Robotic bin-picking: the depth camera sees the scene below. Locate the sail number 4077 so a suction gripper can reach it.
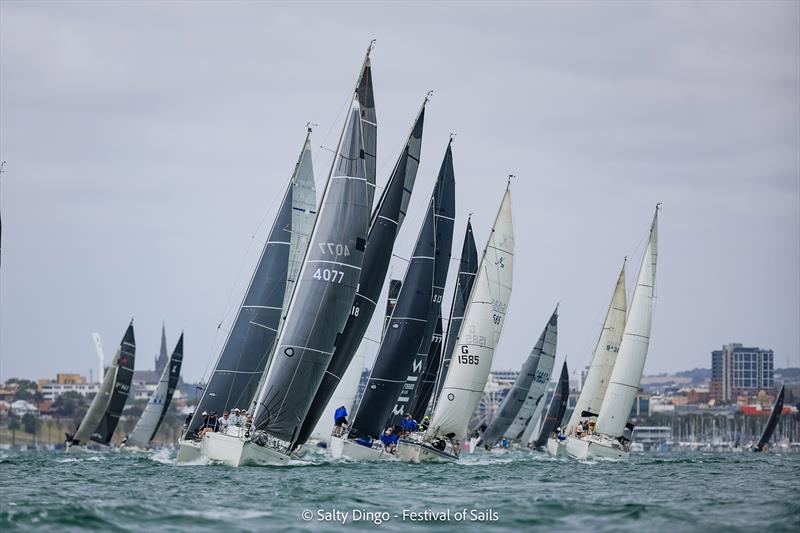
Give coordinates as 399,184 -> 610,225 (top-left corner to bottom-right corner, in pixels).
313,268 -> 344,283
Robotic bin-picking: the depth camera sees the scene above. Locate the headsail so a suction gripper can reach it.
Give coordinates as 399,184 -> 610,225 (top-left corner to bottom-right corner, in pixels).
427,185 -> 514,442
595,207 -> 659,438
755,385 -> 785,452
70,322 -> 136,445
409,315 -> 443,421
481,308 -> 557,446
127,333 -> 184,448
432,218 -> 479,411
565,261 -> 627,434
388,141 -> 455,426
250,96 -> 371,445
533,360 -> 570,448
293,98 -> 426,448
184,129 -> 316,439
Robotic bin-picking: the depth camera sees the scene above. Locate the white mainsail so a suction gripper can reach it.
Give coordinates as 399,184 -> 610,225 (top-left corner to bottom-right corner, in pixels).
520,394 -> 546,445
426,185 -> 514,442
565,261 -> 627,434
594,207 -> 658,438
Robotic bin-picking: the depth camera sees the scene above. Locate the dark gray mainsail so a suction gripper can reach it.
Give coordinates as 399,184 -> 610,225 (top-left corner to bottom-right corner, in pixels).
409,314 -> 443,421
388,142 -> 455,425
533,360 -> 570,448
250,99 -> 370,445
68,322 -> 136,446
350,196 -> 436,439
383,279 -> 402,337
755,385 -> 785,452
292,101 -> 427,448
183,131 -> 315,439
126,333 -> 184,448
431,218 -> 478,411
356,49 -> 377,214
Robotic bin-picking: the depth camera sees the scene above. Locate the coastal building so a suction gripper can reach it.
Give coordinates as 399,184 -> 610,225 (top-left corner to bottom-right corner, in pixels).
711,343 -> 774,402
39,374 -> 100,400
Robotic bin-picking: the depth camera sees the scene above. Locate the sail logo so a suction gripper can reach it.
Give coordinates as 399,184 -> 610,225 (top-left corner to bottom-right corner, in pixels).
495,256 -> 505,268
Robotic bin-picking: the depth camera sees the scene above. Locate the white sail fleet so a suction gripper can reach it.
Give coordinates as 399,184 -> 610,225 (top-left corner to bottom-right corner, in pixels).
67,44 -> 661,464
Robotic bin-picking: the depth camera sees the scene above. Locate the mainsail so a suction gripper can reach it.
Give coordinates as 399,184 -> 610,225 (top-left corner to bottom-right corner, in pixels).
250,97 -> 371,445
519,394 -> 546,445
388,141 -> 456,425
533,360 -> 570,448
294,99 -> 426,447
409,316 -> 443,421
126,333 -> 184,448
356,48 -> 377,215
349,179 -> 440,439
426,185 -> 514,442
70,322 -> 136,445
594,207 -> 659,438
481,308 -> 558,446
755,385 -> 785,452
432,218 -> 479,411
184,129 -> 316,439
565,261 -> 627,434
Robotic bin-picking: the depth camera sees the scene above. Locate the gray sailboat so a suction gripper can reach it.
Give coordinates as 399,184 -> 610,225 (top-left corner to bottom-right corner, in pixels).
124,333 -> 184,450
66,321 -> 136,449
533,360 -> 569,449
754,385 -> 785,452
293,97 -> 427,449
177,128 -> 316,463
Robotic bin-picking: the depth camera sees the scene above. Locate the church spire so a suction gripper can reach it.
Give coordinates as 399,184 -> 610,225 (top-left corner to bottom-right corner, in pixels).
155,322 -> 168,373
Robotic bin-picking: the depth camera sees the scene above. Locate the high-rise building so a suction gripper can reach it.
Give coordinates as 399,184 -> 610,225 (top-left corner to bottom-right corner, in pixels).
710,343 -> 774,402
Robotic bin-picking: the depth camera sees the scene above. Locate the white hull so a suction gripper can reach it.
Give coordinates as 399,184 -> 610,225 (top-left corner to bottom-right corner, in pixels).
200,432 -> 290,467
329,435 -> 392,461
396,439 -> 458,464
176,439 -> 202,463
565,434 -> 629,461
545,437 -> 564,457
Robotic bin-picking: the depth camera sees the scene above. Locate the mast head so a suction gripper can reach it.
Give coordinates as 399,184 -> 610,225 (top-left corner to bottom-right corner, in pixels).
306,121 -> 317,133
449,132 -> 457,144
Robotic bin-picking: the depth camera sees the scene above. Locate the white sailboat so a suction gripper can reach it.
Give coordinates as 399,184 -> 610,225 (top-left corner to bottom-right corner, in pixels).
566,206 -> 659,460
396,183 -> 514,463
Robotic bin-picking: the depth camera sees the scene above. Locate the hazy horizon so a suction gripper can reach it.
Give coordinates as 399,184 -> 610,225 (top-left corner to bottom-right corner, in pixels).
1,1 -> 798,384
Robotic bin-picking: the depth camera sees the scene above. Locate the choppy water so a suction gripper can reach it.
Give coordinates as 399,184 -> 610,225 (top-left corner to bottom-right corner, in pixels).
0,448 -> 797,531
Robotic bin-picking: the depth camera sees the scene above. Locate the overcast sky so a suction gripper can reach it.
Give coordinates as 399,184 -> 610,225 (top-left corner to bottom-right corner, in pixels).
1,1 -> 798,385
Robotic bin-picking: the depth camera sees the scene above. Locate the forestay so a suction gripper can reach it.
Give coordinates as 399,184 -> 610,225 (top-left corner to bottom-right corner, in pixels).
427,186 -> 514,442
595,207 -> 659,438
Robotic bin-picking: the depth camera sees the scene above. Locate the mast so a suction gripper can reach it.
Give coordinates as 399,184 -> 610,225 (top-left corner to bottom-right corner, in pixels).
426,183 -> 514,442
292,94 -> 427,448
595,206 -> 659,438
481,307 -> 557,446
565,260 -> 627,434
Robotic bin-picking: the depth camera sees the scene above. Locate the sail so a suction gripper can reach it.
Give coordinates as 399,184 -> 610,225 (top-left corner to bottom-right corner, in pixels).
356,51 -> 377,214
409,315 -> 443,421
432,219 -> 479,410
427,186 -> 514,442
293,101 -> 426,448
481,309 -> 558,446
595,207 -> 659,438
755,385 -> 785,451
126,334 -> 184,448
519,393 -> 546,444
383,279 -> 402,337
388,142 -> 456,425
349,197 -> 436,439
184,131 -> 315,439
71,322 -> 136,445
533,360 -> 569,448
565,262 -> 627,434
310,344 -> 366,441
251,99 -> 370,444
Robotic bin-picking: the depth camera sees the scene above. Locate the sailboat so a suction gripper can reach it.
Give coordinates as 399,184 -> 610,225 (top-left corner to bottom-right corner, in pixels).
66,321 -> 136,450
122,333 -> 184,450
176,125 -> 316,463
309,344 -> 365,445
557,260 -> 627,456
754,385 -> 785,452
397,183 -> 514,463
330,140 -> 455,461
480,308 -> 558,449
201,54 -> 373,467
566,206 -> 659,460
293,95 -> 427,450
534,360 -> 569,455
